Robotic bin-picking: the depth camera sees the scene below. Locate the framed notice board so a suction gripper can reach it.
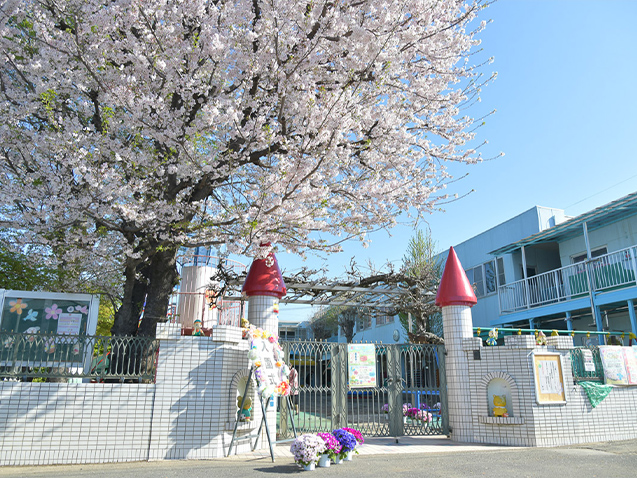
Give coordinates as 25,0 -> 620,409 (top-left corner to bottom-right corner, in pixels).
532,352 -> 566,404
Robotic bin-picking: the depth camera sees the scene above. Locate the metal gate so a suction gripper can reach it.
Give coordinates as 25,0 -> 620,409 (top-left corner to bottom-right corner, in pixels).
278,341 -> 448,439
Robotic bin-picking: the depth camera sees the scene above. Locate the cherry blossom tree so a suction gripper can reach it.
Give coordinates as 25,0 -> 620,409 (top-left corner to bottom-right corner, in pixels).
0,0 -> 497,336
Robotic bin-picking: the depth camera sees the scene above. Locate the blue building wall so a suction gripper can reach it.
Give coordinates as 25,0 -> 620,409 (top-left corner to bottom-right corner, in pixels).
438,206 -> 567,328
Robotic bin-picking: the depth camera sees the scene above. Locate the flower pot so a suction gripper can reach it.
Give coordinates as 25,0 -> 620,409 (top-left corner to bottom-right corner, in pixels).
333,455 -> 343,465
318,454 -> 330,468
344,450 -> 353,461
403,416 -> 407,424
302,462 -> 316,471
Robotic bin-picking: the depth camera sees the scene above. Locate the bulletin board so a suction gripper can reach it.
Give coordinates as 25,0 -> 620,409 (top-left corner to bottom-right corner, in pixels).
0,289 -> 100,370
532,352 -> 566,404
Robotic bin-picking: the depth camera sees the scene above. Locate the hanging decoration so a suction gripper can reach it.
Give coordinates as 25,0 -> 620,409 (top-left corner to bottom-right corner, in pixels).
247,326 -> 291,398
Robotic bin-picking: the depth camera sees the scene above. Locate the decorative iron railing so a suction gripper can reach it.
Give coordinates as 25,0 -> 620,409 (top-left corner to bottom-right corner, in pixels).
570,347 -> 604,382
0,333 -> 159,382
499,245 -> 637,313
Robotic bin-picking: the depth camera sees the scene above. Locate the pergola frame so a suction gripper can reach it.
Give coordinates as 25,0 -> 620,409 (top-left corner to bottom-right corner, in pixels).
223,278 -> 411,308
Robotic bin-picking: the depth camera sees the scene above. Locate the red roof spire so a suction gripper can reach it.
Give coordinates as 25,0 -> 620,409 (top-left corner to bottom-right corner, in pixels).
242,243 -> 287,298
435,247 -> 477,307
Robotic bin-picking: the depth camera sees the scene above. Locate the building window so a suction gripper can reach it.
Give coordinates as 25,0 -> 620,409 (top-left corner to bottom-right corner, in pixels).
496,257 -> 506,286
571,246 -> 608,264
375,310 -> 393,327
466,260 -> 497,298
357,314 -> 372,331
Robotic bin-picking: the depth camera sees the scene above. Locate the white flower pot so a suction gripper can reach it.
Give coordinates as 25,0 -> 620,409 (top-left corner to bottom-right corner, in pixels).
333,455 -> 343,465
302,462 -> 316,471
318,454 -> 330,468
344,451 -> 353,461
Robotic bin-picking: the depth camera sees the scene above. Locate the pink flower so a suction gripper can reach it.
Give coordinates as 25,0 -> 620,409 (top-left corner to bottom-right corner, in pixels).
75,305 -> 88,314
45,304 -> 62,320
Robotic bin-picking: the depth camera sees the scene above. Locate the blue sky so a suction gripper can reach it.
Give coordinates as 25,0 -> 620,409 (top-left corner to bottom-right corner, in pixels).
238,1 -> 637,321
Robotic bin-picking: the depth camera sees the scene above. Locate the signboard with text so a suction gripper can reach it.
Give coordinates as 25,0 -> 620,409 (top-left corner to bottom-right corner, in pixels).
532,353 -> 566,404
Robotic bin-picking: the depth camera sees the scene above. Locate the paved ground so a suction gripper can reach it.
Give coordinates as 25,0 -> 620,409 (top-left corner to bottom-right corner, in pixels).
1,437 -> 636,478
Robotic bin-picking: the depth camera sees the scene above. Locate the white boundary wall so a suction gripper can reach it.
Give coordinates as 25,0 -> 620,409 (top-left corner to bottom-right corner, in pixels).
0,327 -> 265,466
456,335 -> 637,446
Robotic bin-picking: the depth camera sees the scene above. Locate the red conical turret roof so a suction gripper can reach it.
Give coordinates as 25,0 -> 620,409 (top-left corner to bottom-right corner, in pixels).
242,243 -> 287,298
435,246 -> 477,307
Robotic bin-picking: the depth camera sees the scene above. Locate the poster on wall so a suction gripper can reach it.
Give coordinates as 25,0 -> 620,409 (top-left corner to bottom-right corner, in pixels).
598,346 -> 629,385
347,343 -> 377,388
532,353 -> 566,404
621,346 -> 637,386
581,349 -> 596,372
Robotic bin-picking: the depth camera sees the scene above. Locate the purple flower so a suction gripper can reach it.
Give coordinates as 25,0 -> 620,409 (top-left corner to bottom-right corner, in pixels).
381,403 -> 389,413
342,427 -> 364,445
317,432 -> 341,459
332,429 -> 357,456
290,434 -> 326,466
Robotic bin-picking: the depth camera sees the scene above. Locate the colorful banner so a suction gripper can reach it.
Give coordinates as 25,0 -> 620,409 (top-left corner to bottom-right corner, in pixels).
622,346 -> 637,385
347,343 -> 377,388
599,346 -> 628,385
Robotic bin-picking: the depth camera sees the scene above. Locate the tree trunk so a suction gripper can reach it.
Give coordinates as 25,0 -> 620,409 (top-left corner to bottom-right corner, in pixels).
137,246 -> 180,337
111,259 -> 147,336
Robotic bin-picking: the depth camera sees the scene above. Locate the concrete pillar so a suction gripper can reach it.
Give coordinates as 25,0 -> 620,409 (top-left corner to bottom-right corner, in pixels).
436,247 -> 477,443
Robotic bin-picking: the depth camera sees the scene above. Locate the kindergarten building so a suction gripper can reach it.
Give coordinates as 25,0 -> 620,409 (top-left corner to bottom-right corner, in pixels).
440,191 -> 637,343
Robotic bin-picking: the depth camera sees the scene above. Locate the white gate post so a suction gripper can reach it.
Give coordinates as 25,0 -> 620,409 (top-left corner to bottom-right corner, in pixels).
436,247 -> 477,443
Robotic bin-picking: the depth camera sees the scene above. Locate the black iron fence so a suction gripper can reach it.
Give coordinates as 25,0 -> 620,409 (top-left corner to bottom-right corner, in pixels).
0,332 -> 159,382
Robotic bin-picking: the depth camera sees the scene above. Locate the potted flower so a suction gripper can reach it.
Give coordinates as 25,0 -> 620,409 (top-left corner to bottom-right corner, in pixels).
290,434 -> 326,471
332,428 -> 357,462
342,427 -> 364,446
406,408 -> 432,423
402,403 -> 412,423
381,403 -> 389,419
316,432 -> 341,467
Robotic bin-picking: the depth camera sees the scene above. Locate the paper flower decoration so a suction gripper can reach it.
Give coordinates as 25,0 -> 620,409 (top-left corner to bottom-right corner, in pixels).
45,304 -> 62,320
276,380 -> 290,396
9,299 -> 27,316
75,305 -> 88,314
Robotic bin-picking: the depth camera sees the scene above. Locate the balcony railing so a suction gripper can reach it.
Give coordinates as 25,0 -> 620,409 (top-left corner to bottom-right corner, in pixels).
499,245 -> 637,314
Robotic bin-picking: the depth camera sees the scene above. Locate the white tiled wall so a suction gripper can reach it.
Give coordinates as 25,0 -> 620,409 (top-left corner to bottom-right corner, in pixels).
458,336 -> 637,446
440,299 -> 637,447
0,382 -> 154,465
0,328 -> 267,466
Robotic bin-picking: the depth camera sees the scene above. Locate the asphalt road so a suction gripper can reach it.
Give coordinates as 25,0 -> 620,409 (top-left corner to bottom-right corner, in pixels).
1,440 -> 636,478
